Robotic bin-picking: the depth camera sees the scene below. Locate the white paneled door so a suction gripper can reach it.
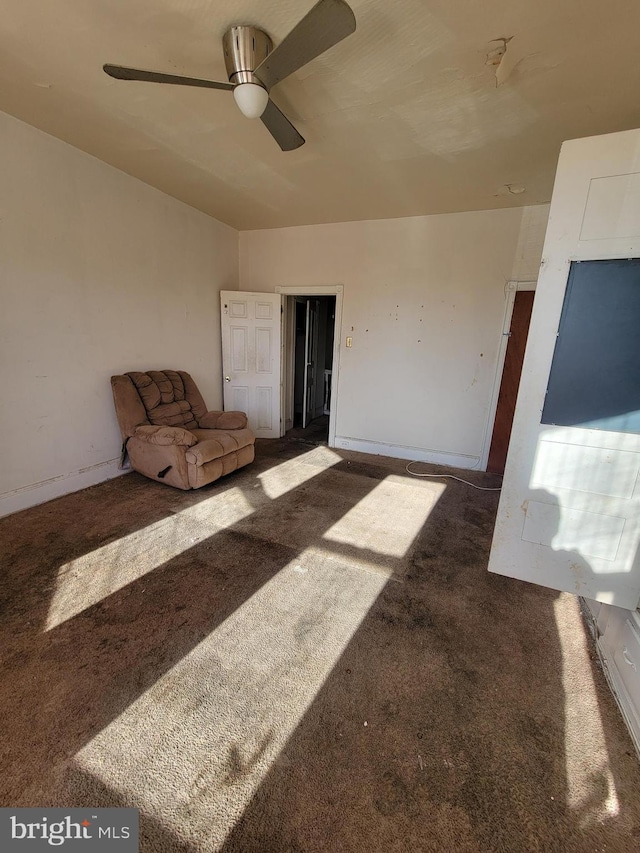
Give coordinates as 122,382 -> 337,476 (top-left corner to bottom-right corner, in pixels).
220,291 -> 282,438
488,131 -> 640,609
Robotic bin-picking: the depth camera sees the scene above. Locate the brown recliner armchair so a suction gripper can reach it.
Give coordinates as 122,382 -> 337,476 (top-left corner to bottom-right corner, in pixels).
111,369 -> 255,490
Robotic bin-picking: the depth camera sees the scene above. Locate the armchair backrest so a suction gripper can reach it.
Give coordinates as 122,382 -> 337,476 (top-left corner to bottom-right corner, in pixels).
111,370 -> 209,438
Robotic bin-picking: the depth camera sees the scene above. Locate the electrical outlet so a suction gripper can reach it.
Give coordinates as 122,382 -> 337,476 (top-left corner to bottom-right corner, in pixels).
346,336 -> 352,347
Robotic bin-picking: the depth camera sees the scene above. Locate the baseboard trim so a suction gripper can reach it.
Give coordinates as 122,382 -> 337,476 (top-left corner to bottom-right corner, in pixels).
332,436 -> 481,470
0,457 -> 128,518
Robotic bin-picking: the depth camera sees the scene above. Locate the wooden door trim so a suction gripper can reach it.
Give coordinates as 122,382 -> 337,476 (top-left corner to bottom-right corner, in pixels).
480,280 -> 536,471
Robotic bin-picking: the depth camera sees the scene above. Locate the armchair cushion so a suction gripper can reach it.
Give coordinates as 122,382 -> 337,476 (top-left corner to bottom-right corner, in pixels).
126,370 -> 205,429
132,425 -> 198,447
185,440 -> 226,467
198,410 -> 248,430
185,428 -> 254,465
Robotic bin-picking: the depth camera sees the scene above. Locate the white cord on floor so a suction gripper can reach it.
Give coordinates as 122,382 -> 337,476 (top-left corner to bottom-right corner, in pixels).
405,462 -> 502,491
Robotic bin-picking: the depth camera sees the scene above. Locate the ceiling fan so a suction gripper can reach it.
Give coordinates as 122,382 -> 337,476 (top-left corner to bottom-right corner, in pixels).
103,0 -> 356,152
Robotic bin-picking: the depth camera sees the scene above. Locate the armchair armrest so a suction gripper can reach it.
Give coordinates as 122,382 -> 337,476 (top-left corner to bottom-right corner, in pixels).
132,425 -> 198,447
198,410 -> 248,430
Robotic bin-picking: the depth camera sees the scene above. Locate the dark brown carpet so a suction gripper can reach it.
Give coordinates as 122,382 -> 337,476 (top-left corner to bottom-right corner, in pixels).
1,438 -> 639,852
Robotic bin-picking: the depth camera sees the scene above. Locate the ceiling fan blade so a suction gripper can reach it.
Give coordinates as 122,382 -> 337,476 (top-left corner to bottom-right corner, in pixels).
103,64 -> 234,91
253,0 -> 356,90
260,99 -> 305,151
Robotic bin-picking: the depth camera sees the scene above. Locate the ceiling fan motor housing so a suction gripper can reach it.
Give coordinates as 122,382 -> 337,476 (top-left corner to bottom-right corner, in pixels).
223,26 -> 272,87
104,1 -> 356,150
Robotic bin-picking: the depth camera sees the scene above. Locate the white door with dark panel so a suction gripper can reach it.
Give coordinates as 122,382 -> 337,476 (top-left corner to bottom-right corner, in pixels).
220,291 -> 282,439
488,131 -> 640,610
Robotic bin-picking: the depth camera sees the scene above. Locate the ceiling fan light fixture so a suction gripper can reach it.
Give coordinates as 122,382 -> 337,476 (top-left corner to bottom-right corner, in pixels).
104,0 -> 357,149
233,82 -> 269,119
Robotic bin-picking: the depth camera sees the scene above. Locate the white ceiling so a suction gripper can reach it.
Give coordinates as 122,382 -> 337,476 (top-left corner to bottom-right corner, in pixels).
1,0 -> 639,230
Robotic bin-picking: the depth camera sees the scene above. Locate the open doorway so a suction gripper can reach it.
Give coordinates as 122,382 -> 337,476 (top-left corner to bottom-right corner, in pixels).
284,295 -> 336,444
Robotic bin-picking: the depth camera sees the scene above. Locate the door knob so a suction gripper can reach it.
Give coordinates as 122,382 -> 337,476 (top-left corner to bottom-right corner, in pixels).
225,376 -> 231,382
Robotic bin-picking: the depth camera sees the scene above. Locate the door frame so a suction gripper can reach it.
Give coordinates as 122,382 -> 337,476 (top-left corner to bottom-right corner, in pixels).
479,279 -> 537,471
276,284 -> 343,447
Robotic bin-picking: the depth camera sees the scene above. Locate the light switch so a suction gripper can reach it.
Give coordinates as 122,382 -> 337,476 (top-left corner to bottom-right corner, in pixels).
346,336 -> 353,347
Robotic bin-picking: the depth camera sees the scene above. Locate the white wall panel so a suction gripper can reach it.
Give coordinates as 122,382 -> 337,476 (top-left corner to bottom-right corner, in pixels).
239,205 -> 548,467
0,111 -> 239,516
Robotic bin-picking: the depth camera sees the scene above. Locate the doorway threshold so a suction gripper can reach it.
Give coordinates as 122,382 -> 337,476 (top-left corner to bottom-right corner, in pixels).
286,416 -> 329,446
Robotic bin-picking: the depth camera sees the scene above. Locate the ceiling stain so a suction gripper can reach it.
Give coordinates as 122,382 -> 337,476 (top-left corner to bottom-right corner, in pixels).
0,0 -> 639,229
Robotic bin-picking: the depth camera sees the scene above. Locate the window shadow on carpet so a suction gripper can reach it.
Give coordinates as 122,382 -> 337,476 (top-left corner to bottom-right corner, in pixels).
1,443 -> 639,851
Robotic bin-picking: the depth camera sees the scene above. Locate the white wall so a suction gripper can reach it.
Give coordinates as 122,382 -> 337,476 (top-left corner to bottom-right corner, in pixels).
239,205 -> 549,468
0,112 -> 238,516
488,127 -> 640,608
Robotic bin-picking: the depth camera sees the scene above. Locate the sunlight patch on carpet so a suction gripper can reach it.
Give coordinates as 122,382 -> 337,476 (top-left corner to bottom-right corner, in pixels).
74,548 -> 389,850
554,595 -> 619,825
46,487 -> 254,631
322,475 -> 445,557
257,446 -> 342,499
